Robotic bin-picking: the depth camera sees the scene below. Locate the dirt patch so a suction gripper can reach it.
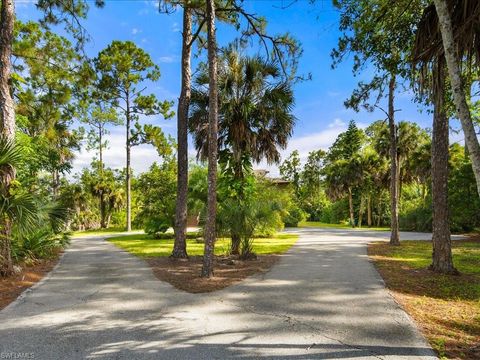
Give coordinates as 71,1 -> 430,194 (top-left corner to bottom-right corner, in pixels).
0,255 -> 61,310
146,255 -> 279,293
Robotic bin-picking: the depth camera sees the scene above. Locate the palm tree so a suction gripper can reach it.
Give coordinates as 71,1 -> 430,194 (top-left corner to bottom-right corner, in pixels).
412,4 -> 460,274
0,138 -> 37,275
190,46 -> 295,254
432,0 -> 480,198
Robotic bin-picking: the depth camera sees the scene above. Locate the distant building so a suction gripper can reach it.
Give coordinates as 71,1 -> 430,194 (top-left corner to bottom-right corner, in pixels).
254,169 -> 291,189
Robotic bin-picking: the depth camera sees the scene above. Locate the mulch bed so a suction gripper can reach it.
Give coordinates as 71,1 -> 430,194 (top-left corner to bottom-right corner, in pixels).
0,254 -> 61,310
146,255 -> 279,293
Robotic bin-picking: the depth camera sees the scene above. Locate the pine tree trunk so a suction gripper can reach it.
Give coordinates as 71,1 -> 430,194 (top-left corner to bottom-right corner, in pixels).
0,0 -> 15,277
348,187 -> 355,227
125,95 -> 132,232
367,195 -> 372,227
430,59 -> 457,274
388,75 -> 400,245
100,192 -> 107,228
201,0 -> 218,278
434,0 -> 480,198
172,6 -> 192,259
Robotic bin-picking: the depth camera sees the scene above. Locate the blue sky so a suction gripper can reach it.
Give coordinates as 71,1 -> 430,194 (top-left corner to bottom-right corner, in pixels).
18,0 -> 451,177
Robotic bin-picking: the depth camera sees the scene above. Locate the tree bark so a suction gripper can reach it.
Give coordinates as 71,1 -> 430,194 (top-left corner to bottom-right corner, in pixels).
99,124 -> 107,228
367,195 -> 372,227
430,59 -> 457,274
348,187 -> 354,227
0,0 -> 15,277
172,5 -> 192,259
434,0 -> 480,198
231,233 -> 240,255
201,0 -> 218,278
358,196 -> 364,228
388,75 -> 400,245
125,94 -> 132,232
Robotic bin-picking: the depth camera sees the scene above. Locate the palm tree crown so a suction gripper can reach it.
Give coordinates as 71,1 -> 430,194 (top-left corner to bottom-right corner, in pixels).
189,46 -> 296,168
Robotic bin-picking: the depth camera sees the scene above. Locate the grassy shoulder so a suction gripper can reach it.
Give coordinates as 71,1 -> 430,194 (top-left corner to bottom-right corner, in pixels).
108,232 -> 299,293
108,233 -> 299,257
71,227 -> 129,237
368,239 -> 480,360
299,221 -> 389,231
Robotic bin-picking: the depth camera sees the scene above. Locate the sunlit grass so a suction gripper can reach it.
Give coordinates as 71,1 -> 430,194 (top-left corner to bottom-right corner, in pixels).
369,239 -> 480,359
298,221 -> 389,231
108,233 -> 299,258
71,227 -> 130,237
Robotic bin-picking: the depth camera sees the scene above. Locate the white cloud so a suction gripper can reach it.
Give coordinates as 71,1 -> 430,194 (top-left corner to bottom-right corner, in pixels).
158,56 -> 178,64
254,118 -> 349,177
131,28 -> 142,35
328,118 -> 345,128
171,22 -> 181,33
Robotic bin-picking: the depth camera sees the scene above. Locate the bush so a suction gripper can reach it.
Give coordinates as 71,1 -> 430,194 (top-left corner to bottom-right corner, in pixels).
12,227 -> 70,263
282,206 -> 306,227
144,217 -> 170,237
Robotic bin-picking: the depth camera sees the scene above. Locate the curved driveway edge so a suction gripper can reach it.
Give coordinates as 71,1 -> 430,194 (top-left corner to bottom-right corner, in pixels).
0,229 -> 438,359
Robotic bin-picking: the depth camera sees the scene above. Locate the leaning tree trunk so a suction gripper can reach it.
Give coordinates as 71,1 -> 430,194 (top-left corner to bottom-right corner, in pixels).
434,0 -> 480,198
172,6 -> 193,259
388,75 -> 400,245
125,95 -> 132,232
0,0 -> 15,277
201,0 -> 218,278
430,59 -> 457,274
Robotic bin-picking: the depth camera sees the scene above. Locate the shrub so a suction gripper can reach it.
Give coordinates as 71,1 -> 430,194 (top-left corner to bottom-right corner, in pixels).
282,205 -> 306,227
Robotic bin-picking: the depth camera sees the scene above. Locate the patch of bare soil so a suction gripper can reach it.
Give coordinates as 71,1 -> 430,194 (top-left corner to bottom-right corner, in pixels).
146,255 -> 279,293
0,255 -> 61,310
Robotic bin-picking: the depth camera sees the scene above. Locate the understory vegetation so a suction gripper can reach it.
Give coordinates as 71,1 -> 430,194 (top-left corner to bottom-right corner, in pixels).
281,120 -> 480,233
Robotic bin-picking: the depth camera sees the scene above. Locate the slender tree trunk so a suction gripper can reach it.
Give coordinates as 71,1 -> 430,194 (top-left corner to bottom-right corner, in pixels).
125,95 -> 132,232
388,75 -> 400,245
348,187 -> 354,227
201,0 -> 218,278
431,60 -> 457,274
99,125 -> 104,172
0,0 -> 15,277
358,195 -> 364,228
52,170 -> 60,197
172,6 -> 192,259
367,195 -> 372,227
99,126 -> 107,228
434,0 -> 480,198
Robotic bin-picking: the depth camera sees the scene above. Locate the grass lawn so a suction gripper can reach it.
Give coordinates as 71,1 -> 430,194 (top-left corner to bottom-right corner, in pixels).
109,232 -> 299,293
71,227 -> 130,237
108,233 -> 299,258
298,221 -> 389,231
368,239 -> 480,360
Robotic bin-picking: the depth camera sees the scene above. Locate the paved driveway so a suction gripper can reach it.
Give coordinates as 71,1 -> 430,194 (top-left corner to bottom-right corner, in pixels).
0,228 -> 439,359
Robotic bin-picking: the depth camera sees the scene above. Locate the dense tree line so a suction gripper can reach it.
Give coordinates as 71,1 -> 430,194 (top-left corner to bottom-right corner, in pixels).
1,0 -> 480,278
281,120 -> 480,232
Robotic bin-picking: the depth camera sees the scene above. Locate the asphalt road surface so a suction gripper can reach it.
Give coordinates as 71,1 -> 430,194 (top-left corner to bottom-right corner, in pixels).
0,228 -> 441,359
